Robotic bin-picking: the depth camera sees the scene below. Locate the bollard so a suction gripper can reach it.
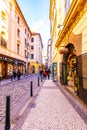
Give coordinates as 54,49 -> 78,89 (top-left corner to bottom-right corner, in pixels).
5,96 -> 10,130
30,81 -> 33,97
38,77 -> 39,86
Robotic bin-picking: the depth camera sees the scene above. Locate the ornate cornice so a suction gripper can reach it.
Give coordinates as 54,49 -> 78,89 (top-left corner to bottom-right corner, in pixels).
55,0 -> 86,47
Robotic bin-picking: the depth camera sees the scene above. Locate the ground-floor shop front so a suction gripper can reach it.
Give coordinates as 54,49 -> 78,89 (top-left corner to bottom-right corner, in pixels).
0,54 -> 26,79
58,43 -> 87,104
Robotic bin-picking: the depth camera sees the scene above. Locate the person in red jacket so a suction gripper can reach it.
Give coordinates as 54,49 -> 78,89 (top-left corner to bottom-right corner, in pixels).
43,69 -> 48,79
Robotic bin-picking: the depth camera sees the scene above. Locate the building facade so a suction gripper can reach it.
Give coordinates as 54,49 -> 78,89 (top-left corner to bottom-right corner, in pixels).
50,0 -> 87,104
47,39 -> 52,68
0,0 -> 43,79
29,32 -> 43,74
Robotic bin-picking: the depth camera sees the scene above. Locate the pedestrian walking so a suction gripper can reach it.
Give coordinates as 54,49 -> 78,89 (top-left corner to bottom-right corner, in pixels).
47,68 -> 51,79
17,69 -> 21,80
13,69 -> 17,79
40,70 -> 43,76
43,69 -> 47,79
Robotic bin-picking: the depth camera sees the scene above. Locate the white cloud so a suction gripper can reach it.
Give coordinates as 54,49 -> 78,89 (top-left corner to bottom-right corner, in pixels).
30,20 -> 50,49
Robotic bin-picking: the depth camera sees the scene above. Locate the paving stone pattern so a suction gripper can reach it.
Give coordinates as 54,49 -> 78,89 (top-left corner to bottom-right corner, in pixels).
11,80 -> 87,130
0,74 -> 40,128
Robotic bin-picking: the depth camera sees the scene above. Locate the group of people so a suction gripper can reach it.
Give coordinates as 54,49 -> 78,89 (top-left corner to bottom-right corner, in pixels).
9,69 -> 21,81
40,68 -> 51,79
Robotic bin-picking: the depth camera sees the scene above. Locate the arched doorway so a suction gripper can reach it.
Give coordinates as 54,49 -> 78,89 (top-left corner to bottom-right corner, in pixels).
31,65 -> 35,73
61,43 -> 78,92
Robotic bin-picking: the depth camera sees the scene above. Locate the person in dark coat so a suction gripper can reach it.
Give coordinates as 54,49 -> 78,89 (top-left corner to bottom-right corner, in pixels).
17,69 -> 21,80
47,68 -> 51,79
13,69 -> 16,79
40,70 -> 43,76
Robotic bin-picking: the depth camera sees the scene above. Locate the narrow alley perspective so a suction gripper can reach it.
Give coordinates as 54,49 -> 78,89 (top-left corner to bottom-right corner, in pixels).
10,78 -> 87,130
0,0 -> 87,130
0,75 -> 87,130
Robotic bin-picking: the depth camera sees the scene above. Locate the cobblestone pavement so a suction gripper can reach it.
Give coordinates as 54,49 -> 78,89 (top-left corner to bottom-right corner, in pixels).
0,74 -> 42,130
11,79 -> 87,130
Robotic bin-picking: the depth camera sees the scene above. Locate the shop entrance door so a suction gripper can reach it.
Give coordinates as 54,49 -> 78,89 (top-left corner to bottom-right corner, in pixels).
53,63 -> 57,82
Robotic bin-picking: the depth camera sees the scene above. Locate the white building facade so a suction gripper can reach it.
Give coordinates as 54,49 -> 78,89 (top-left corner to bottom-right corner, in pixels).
29,32 -> 43,74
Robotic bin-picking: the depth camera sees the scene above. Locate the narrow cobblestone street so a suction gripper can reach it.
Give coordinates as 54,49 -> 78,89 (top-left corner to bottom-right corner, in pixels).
0,74 -> 42,130
9,79 -> 87,130
1,0 -> 87,130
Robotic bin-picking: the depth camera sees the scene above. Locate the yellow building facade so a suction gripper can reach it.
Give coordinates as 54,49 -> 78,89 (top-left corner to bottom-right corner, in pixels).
50,0 -> 87,104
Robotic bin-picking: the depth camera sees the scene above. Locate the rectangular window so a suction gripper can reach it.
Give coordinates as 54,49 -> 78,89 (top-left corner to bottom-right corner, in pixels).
17,16 -> 20,24
1,31 -> 7,48
25,38 -> 27,45
31,37 -> 34,42
17,29 -> 20,38
27,52 -> 29,58
1,11 -> 6,22
17,44 -> 19,54
31,46 -> 34,50
1,37 -> 7,48
25,50 -> 27,58
25,29 -> 26,34
31,54 -> 34,59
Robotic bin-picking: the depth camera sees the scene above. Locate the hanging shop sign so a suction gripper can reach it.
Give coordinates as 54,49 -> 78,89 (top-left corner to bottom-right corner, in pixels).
59,46 -> 69,54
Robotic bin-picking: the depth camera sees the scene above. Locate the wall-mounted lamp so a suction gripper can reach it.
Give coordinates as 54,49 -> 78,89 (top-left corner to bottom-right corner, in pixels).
57,24 -> 64,28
